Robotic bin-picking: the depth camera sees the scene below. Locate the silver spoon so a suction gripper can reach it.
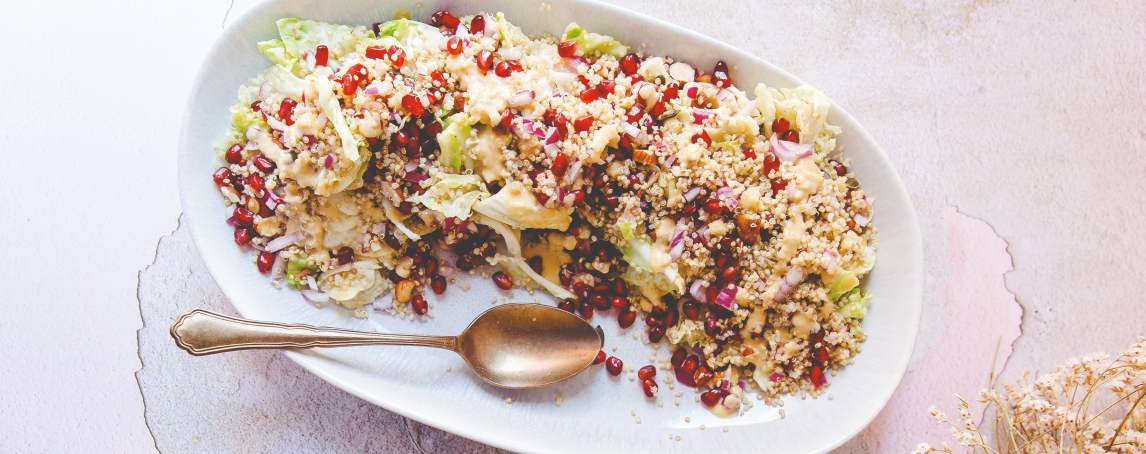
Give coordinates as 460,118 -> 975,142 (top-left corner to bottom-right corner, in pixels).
170,304 -> 604,389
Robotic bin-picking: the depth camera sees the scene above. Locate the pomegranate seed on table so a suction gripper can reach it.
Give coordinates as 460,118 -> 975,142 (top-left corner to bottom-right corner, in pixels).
424,257 -> 439,276
256,251 -> 276,273
447,37 -> 463,55
809,364 -> 825,388
610,296 -> 627,309
558,299 -> 576,313
647,325 -> 665,343
645,313 -> 663,327
617,307 -> 636,328
671,348 -> 686,368
469,15 -> 485,34
592,350 -> 607,365
590,294 -> 610,311
411,293 -> 428,315
429,11 -> 447,26
430,275 -> 447,294
213,168 -> 233,186
557,41 -> 578,58
492,271 -> 513,290
578,301 -> 594,319
233,227 -> 253,245
700,390 -> 722,407
693,365 -> 714,387
681,355 -> 699,374
637,365 -> 656,380
314,45 -> 329,66
605,356 -> 623,376
225,144 -> 244,164
642,379 -> 659,397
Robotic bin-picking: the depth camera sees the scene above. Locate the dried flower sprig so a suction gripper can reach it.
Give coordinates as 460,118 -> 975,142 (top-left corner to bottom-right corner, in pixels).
914,337 -> 1146,454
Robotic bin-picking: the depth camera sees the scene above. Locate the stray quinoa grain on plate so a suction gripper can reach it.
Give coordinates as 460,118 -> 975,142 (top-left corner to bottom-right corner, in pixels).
210,9 -> 877,416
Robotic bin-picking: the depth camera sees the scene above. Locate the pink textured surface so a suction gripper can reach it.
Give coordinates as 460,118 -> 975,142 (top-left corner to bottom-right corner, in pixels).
863,207 -> 1022,452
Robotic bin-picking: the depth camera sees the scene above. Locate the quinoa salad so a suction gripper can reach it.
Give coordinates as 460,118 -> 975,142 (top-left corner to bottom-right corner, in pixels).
211,9 -> 876,417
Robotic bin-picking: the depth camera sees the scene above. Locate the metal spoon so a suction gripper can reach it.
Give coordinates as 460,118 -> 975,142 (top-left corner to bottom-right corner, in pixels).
170,304 -> 604,389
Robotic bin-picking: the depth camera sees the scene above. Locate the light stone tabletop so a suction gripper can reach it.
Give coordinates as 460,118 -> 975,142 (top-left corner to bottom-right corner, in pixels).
4,0 -> 1145,452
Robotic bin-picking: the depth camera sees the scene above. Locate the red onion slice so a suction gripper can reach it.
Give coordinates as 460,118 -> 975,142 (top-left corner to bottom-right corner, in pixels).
259,81 -> 272,100
563,159 -> 582,185
324,155 -> 334,169
773,267 -> 804,303
734,99 -> 757,117
507,90 -> 535,107
768,372 -> 784,382
564,56 -> 588,73
669,240 -> 685,262
301,289 -> 329,303
713,284 -> 737,310
266,117 -> 287,132
669,224 -> 685,247
403,161 -> 419,172
716,88 -> 736,106
403,172 -> 428,182
225,205 -> 236,225
683,186 -> 702,202
363,81 -> 384,95
662,153 -> 677,168
270,253 -> 287,278
306,275 -> 318,291
855,213 -> 871,227
690,280 -> 708,303
620,121 -> 641,137
372,294 -> 395,312
479,15 -> 499,38
544,127 -> 559,145
769,135 -> 813,162
266,231 -> 303,252
543,142 -> 560,159
691,108 -> 715,123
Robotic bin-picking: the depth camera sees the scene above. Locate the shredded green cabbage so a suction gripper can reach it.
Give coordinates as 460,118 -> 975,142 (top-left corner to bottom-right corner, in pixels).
837,288 -> 871,319
409,174 -> 489,220
436,113 -> 476,172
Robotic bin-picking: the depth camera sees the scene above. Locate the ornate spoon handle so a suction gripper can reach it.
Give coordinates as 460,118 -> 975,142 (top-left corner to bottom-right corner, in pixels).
170,309 -> 457,356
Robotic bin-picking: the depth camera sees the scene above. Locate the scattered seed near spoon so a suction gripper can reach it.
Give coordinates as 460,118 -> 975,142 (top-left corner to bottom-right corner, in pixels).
171,304 -> 604,389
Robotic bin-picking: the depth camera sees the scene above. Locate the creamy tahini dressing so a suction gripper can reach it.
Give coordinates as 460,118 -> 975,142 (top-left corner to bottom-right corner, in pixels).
787,156 -> 824,203
648,218 -> 677,273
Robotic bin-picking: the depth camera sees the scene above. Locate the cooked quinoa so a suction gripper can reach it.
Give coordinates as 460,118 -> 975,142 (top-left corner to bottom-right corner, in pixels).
211,10 -> 877,416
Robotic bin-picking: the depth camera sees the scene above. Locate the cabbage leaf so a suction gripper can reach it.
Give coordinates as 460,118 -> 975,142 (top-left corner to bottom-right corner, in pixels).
409,174 -> 489,220
562,23 -> 627,58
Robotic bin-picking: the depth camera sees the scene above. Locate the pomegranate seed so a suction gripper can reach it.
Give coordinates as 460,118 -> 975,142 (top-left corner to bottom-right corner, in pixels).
335,246 -> 354,264
387,46 -> 406,66
430,275 -> 447,294
671,348 -> 686,368
507,61 -> 523,73
780,130 -> 799,142
429,11 -> 447,26
568,189 -> 585,204
810,328 -> 825,344
590,294 -> 609,311
637,365 -> 656,380
712,61 -> 731,88
597,80 -> 616,96
691,130 -> 712,147
557,41 -> 578,58
681,300 -> 701,320
396,201 -> 414,215
476,51 -> 493,72
651,96 -> 666,117
772,117 -> 790,135
213,167 -> 233,186
809,364 -> 825,388
620,53 -> 640,75
254,156 -> 276,173
700,390 -> 723,407
618,307 -> 636,328
573,115 -> 593,133
496,112 -> 513,131
593,350 -> 606,365
494,61 -> 512,78
681,355 -> 699,374
256,251 -> 276,273
578,301 -> 594,319
233,207 -> 254,227
411,293 -> 428,315
234,227 -> 253,245
447,37 -> 463,55
342,74 -> 357,96
558,299 -> 576,313
705,198 -> 724,214
515,257 -> 538,277
279,99 -> 297,125
721,265 -> 739,282
641,378 -> 659,397
365,46 -> 388,59
664,310 -> 678,329
646,314 -> 664,328
440,12 -> 459,29
579,88 -> 600,103
706,286 -> 720,307
603,195 -> 621,208
833,162 -> 848,176
402,94 -> 424,116
743,147 -> 757,159
693,365 -> 713,387
550,152 -> 568,178
313,45 -> 329,66
250,101 -> 261,113
704,315 -> 718,336
610,296 -> 627,309
605,356 -> 623,376
687,86 -> 699,99
663,83 -> 679,100
813,347 -> 830,365
537,192 -> 550,205
771,177 -> 788,192
492,271 -> 513,290
647,325 -> 665,343
470,15 -> 486,34
225,144 -> 244,164
612,279 -> 627,296
247,174 -> 264,192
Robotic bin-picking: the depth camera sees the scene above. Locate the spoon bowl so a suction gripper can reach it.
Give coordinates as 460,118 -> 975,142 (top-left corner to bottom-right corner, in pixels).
171,304 -> 603,389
